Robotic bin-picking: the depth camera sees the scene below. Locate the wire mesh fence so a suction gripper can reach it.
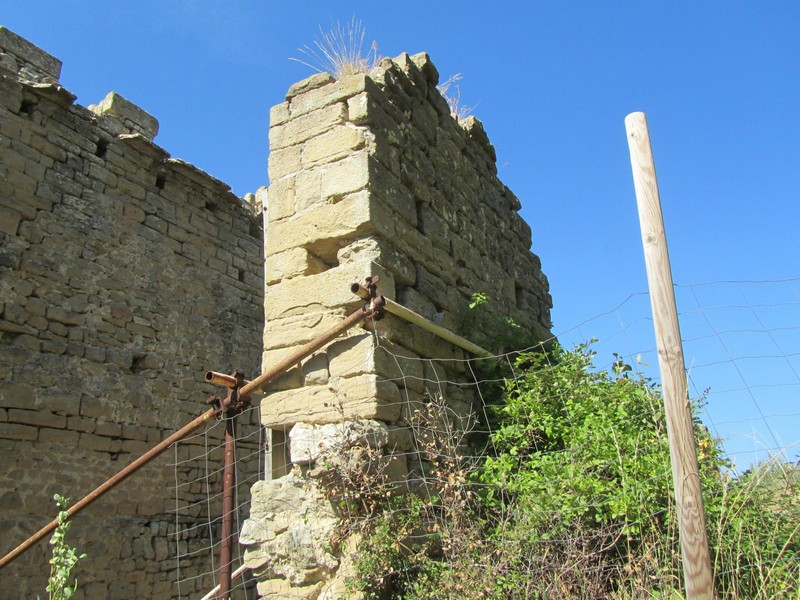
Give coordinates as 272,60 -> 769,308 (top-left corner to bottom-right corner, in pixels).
145,278 -> 800,597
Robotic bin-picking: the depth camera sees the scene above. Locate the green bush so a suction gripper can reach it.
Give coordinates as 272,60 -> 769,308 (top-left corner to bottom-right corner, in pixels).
346,343 -> 799,598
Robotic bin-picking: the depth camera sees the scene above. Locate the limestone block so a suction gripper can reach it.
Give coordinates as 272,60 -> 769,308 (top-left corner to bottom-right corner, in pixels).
327,333 -> 425,393
266,247 -> 328,285
0,27 -> 62,82
268,144 -> 303,180
415,264 -> 447,302
416,201 -> 449,251
0,382 -> 35,409
0,422 -> 37,440
409,52 -> 438,85
266,190 -> 375,256
88,92 -> 159,140
336,237 -> 416,288
387,425 -> 414,452
243,474 -> 338,586
289,73 -> 368,118
391,52 -> 427,94
294,150 -> 370,212
260,374 -> 403,428
346,92 -> 369,125
263,310 -> 353,351
264,259 -> 386,321
261,347 -> 312,391
368,157 -> 417,227
303,352 -> 329,385
391,211 -> 434,264
289,419 -> 389,465
317,534 -> 363,600
270,102 -> 291,127
269,103 -> 347,151
286,72 -> 335,99
300,124 -> 367,168
256,578 -> 325,600
266,176 -> 295,221
383,451 -> 409,483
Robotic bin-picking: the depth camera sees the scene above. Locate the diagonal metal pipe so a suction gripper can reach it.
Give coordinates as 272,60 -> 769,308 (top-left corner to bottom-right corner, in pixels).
0,286 -> 378,571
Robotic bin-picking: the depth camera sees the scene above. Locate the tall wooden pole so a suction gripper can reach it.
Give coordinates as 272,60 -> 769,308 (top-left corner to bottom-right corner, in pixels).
625,112 -> 714,600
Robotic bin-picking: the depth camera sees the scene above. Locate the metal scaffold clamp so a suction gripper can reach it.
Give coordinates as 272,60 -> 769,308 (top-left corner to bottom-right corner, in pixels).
205,369 -> 251,419
357,275 -> 386,321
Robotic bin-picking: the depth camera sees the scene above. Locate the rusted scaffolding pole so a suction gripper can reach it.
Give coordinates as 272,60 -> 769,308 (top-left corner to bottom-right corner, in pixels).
0,280 -> 384,572
218,413 -> 237,600
351,281 -> 493,358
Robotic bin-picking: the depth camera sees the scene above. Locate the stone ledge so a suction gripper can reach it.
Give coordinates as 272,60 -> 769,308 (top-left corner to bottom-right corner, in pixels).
89,91 -> 159,140
0,27 -> 62,83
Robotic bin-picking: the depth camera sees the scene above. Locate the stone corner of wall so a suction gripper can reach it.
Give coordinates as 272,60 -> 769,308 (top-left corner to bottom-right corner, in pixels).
0,26 -> 62,84
286,72 -> 336,100
89,91 -> 160,141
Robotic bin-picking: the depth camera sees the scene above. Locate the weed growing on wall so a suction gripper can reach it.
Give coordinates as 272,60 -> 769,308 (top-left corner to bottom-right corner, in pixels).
291,16 -> 380,79
41,494 -> 86,600
437,73 -> 476,121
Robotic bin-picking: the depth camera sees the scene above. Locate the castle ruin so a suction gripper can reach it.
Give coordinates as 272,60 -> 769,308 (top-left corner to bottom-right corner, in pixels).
0,27 -> 550,598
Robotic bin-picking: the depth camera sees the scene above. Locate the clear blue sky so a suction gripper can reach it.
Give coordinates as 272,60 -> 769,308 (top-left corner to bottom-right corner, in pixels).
4,2 -> 799,468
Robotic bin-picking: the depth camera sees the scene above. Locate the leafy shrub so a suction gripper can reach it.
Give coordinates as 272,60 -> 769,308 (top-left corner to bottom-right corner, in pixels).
345,342 -> 799,598
41,494 -> 86,600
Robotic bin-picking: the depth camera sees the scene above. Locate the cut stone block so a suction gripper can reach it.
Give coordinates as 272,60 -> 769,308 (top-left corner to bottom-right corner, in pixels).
294,150 -> 370,212
260,374 -> 403,428
289,73 -> 368,117
266,247 -> 328,284
269,102 -> 347,151
263,309 -> 355,351
0,26 -> 62,82
301,124 -> 368,168
327,333 -> 424,393
289,419 -> 389,465
88,92 -> 159,140
264,259 -> 389,321
266,190 -> 375,256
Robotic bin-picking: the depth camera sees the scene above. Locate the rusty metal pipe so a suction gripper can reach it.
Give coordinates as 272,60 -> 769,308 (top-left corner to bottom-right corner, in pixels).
1,288 -> 374,570
205,371 -> 251,389
218,416 -> 236,600
239,305 -> 370,397
0,407 -> 217,570
201,564 -> 248,600
351,283 -> 493,359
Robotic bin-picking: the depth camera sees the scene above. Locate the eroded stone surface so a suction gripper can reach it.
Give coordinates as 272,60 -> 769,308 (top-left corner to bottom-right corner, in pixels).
249,51 -> 552,597
242,474 -> 339,587
289,419 -> 389,465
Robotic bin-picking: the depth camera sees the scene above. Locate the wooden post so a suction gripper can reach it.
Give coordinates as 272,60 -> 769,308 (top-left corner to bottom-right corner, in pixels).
625,112 -> 715,600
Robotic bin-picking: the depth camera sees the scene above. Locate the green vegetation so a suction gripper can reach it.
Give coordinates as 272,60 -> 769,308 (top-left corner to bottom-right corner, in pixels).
41,494 -> 86,600
342,341 -> 799,598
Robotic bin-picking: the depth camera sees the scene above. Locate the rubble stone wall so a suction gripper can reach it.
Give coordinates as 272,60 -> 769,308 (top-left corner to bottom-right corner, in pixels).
244,53 -> 551,598
0,28 -> 264,599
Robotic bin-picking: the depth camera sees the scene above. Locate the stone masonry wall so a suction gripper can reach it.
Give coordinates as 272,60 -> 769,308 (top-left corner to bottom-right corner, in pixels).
243,53 -> 551,598
0,28 -> 264,599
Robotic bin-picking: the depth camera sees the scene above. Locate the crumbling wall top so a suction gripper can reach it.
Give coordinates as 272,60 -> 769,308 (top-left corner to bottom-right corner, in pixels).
0,26 -> 62,84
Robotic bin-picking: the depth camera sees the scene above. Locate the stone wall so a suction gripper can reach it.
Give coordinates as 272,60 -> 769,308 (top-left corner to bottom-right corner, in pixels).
243,53 -> 551,597
0,28 -> 264,599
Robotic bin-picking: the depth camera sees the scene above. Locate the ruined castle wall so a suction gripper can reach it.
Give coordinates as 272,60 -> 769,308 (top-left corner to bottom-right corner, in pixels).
0,28 -> 264,599
258,54 -> 550,428
244,53 -> 551,598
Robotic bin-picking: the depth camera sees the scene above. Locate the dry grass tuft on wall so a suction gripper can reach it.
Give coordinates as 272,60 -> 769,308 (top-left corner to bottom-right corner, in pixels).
291,16 -> 381,79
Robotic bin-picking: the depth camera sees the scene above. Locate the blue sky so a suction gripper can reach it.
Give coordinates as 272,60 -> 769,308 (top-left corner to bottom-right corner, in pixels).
4,2 -> 798,468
